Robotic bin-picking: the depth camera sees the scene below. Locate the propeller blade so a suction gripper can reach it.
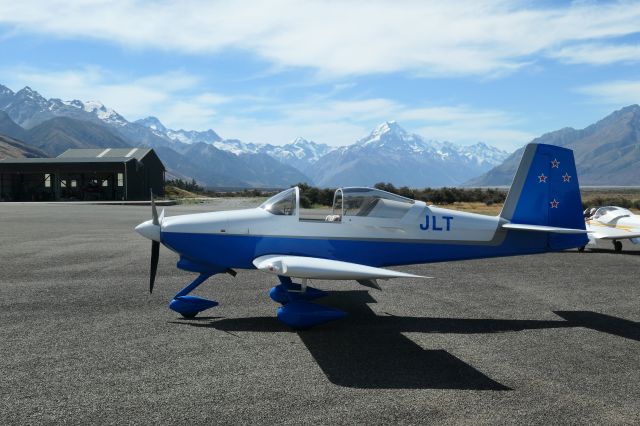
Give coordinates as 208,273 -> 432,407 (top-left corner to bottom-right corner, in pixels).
151,190 -> 159,226
150,240 -> 160,293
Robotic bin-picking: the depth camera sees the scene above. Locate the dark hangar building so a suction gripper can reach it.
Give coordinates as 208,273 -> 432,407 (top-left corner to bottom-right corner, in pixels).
0,148 -> 165,201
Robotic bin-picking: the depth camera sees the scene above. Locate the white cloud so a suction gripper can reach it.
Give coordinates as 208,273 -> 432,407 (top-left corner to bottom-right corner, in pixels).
576,80 -> 640,105
551,43 -> 640,65
160,93 -> 230,130
1,1 -> 640,76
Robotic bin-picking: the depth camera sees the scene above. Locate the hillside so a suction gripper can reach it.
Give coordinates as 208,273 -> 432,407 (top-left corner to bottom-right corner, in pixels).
0,134 -> 49,160
467,105 -> 640,186
25,116 -> 132,156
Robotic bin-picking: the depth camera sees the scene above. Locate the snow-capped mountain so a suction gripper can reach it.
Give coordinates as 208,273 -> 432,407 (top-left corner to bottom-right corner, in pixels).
259,137 -> 335,170
308,121 -> 509,187
354,121 -> 508,168
212,139 -> 260,155
132,115 -> 510,186
64,99 -> 129,127
0,86 -> 52,127
167,129 -> 223,145
0,84 -> 130,129
134,116 -> 223,145
458,141 -> 511,167
134,116 -> 333,170
135,116 -> 167,133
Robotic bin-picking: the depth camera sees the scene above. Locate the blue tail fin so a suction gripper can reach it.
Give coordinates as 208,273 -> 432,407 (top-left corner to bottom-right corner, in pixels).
500,143 -> 587,250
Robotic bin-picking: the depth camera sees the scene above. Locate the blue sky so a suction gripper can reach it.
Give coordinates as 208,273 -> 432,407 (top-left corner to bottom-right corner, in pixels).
0,0 -> 639,151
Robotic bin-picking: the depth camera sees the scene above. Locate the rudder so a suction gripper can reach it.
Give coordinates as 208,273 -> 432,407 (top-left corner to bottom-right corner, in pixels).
500,143 -> 587,250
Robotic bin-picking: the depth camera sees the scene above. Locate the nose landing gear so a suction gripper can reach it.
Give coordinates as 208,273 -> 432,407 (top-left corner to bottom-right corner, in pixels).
169,273 -> 219,318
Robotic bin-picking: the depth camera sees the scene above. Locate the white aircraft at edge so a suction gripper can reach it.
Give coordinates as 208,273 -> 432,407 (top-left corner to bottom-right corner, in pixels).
584,206 -> 640,252
136,143 -> 589,329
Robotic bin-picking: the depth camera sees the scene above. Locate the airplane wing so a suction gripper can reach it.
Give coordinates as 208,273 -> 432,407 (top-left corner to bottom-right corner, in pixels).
253,255 -> 429,280
589,228 -> 640,240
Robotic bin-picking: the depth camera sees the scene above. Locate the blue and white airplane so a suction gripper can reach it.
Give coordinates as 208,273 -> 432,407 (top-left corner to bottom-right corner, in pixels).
135,143 -> 588,329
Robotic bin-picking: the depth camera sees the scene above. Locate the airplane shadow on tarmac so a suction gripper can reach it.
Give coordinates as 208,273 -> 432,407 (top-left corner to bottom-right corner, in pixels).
581,248 -> 640,256
172,290 -> 639,391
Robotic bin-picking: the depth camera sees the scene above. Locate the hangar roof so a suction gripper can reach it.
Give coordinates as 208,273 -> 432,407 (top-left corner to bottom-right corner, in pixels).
0,157 -> 136,164
58,148 -> 152,161
0,148 -> 155,164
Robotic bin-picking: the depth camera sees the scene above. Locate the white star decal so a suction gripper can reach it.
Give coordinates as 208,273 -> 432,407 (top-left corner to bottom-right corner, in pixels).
550,199 -> 560,208
562,172 -> 571,182
538,173 -> 547,183
551,158 -> 560,168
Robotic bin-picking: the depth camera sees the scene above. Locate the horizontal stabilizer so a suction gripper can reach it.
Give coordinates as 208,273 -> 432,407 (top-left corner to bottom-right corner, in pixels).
253,255 -> 428,280
502,223 -> 590,234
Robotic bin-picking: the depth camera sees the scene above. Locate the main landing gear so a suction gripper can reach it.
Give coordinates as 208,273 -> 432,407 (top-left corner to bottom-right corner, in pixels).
613,240 -> 623,252
171,273 -> 346,329
269,276 -> 346,329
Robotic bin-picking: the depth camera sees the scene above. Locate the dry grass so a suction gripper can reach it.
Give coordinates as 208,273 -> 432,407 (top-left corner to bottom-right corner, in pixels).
442,202 -> 502,216
164,185 -> 203,199
581,188 -> 640,212
445,188 -> 640,216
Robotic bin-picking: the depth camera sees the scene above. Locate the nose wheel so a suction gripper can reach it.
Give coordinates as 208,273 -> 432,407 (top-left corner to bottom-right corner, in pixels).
169,273 -> 218,318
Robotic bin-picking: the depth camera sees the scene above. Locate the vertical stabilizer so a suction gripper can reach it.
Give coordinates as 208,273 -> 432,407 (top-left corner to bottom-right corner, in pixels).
500,143 -> 587,249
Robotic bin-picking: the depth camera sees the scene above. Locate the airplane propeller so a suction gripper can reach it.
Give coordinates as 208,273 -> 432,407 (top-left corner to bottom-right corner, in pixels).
150,241 -> 160,293
148,191 -> 164,293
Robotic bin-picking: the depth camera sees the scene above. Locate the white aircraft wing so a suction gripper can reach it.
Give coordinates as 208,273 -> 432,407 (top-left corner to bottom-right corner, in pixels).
253,255 -> 429,280
588,225 -> 640,240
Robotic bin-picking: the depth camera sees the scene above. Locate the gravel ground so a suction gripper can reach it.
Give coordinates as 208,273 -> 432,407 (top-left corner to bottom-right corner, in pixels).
0,201 -> 638,425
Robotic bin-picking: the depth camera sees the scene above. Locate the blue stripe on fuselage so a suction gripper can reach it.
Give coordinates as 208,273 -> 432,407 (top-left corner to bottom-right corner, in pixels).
161,231 -> 555,269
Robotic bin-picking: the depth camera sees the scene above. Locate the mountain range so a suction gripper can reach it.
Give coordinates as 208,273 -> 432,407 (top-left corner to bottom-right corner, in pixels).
0,83 -> 510,188
467,104 -> 640,186
307,121 -> 509,187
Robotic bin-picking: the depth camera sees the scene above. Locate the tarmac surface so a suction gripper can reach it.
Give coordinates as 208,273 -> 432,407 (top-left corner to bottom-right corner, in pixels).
0,201 -> 638,425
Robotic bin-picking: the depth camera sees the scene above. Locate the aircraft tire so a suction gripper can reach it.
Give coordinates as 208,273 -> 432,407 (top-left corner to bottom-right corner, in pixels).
613,240 -> 623,252
578,246 -> 585,253
181,312 -> 198,319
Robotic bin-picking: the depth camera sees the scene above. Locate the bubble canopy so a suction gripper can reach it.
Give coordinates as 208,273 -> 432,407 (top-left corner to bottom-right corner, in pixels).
260,186 -> 415,220
260,187 -> 298,216
332,187 -> 414,219
592,206 -> 632,219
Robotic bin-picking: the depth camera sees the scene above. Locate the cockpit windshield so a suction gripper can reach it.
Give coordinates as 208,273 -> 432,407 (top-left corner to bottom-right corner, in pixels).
332,187 -> 414,219
593,206 -> 631,219
260,187 -> 297,216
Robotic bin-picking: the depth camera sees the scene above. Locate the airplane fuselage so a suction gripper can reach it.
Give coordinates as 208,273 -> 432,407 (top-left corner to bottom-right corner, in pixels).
159,202 -> 551,271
